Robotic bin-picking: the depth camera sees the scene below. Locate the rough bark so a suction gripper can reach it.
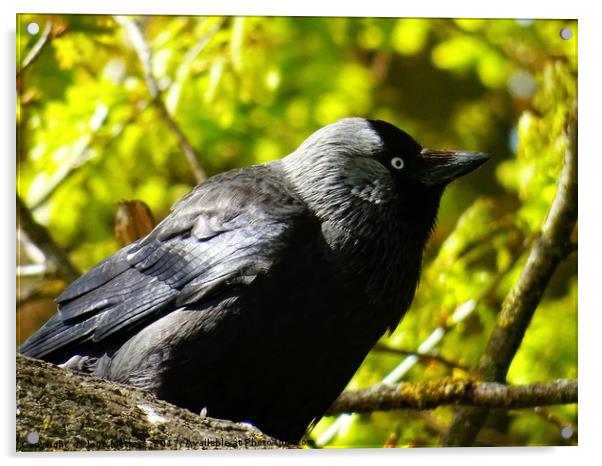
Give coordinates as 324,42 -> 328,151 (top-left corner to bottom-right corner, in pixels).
114,200 -> 156,247
16,354 -> 292,451
328,378 -> 577,415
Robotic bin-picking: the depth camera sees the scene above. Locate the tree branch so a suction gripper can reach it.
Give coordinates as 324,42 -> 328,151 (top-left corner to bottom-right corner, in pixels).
114,15 -> 207,184
16,194 -> 80,284
533,406 -> 577,438
441,106 -> 578,446
28,100 -> 152,211
327,379 -> 577,415
17,20 -> 53,78
17,354 -> 291,451
373,343 -> 472,372
114,199 -> 156,247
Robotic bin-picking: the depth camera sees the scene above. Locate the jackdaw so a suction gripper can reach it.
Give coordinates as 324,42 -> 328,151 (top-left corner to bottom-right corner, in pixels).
19,118 -> 489,443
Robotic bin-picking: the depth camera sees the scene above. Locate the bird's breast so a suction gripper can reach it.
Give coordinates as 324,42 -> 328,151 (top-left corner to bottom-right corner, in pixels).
320,216 -> 427,331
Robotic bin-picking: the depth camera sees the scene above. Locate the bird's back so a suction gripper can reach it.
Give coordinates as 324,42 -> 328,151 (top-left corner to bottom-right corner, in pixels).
19,161 -> 396,442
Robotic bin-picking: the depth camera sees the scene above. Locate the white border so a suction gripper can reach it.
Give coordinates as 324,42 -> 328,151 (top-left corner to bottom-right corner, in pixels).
7,0 -> 582,18
4,1 -> 600,466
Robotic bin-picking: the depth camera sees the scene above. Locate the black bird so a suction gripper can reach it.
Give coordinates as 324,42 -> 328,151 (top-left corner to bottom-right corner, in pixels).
19,118 -> 488,443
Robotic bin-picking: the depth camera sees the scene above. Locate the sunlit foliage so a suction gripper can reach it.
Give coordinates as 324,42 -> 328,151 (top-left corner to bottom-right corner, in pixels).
17,15 -> 577,447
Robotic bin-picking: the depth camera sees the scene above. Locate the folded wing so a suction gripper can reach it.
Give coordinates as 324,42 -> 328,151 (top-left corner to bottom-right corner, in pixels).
19,164 -> 312,361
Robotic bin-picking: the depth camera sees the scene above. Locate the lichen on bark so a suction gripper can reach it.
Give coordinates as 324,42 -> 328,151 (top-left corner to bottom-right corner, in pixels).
16,354 -> 293,451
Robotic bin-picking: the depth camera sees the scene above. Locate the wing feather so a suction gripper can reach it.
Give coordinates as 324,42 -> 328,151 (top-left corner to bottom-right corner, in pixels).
19,164 -> 314,361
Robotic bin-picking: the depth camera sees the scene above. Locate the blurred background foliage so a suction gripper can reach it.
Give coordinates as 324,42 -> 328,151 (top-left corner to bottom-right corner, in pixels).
16,15 -> 577,447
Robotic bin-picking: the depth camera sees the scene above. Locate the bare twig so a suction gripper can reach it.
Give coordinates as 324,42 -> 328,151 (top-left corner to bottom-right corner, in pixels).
166,18 -> 224,113
373,343 -> 471,372
441,107 -> 578,446
28,107 -> 108,210
114,15 -> 207,184
18,20 -> 53,78
533,406 -> 577,441
327,379 -> 577,415
17,194 -> 80,283
28,149 -> 97,212
29,101 -> 150,210
16,264 -> 47,277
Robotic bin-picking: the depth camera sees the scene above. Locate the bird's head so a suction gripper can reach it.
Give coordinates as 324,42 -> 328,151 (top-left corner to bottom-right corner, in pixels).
282,117 -> 489,229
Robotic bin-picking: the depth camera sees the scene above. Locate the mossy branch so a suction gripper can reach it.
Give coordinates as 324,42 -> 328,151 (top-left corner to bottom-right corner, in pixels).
16,354 -> 292,451
327,378 -> 577,415
441,107 -> 578,447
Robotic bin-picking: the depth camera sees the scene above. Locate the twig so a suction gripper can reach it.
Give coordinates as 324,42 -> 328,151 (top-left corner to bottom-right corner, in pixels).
373,343 -> 471,372
441,107 -> 578,446
18,20 -> 53,78
327,379 -> 577,415
16,264 -> 47,277
166,18 -> 224,113
28,147 -> 96,212
17,194 -> 80,283
29,101 -> 149,210
533,406 -> 577,442
28,107 -> 108,210
114,15 -> 207,184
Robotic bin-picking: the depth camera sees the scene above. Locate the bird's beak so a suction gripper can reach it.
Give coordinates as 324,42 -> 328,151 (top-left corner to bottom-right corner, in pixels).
417,149 -> 490,187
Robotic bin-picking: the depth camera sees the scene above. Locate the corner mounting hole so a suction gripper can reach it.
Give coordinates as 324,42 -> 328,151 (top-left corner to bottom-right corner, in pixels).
26,22 -> 40,35
560,28 -> 573,40
26,431 -> 39,444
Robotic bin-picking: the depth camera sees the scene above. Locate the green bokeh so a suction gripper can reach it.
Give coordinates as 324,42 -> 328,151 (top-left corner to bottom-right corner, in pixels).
17,15 -> 577,448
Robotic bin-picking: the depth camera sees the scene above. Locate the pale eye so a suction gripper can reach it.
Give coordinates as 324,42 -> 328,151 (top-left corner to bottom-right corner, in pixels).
390,157 -> 404,170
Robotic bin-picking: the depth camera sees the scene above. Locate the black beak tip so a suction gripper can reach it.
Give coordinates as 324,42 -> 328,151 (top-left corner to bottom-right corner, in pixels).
470,150 -> 491,161
452,150 -> 491,180
419,149 -> 491,186
463,151 -> 491,168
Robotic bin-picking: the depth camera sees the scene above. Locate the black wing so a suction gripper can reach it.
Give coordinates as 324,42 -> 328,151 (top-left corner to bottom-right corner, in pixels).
19,164 -> 314,361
